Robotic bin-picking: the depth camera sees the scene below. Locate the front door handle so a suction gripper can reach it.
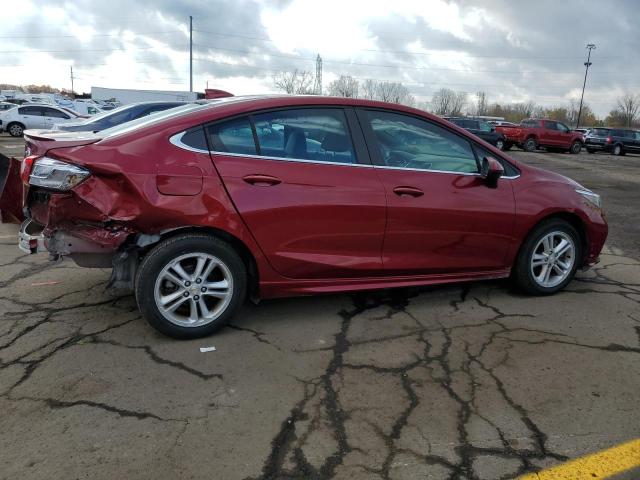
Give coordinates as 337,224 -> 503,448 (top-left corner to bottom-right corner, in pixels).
243,174 -> 281,186
393,186 -> 424,197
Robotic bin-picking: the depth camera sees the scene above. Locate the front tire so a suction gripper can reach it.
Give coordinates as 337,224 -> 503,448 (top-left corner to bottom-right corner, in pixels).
513,219 -> 581,295
135,233 -> 247,339
570,141 -> 582,154
7,122 -> 24,137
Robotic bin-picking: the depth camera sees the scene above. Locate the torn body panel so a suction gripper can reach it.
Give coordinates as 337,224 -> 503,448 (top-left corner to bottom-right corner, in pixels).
10,127 -> 276,293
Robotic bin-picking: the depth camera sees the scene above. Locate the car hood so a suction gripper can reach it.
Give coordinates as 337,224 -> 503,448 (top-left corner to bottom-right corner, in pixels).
525,164 -> 587,190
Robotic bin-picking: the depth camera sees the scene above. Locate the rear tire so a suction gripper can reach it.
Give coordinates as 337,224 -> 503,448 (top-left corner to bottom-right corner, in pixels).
523,137 -> 537,152
495,139 -> 505,151
613,144 -> 623,156
135,233 -> 247,339
7,122 -> 24,137
512,219 -> 581,295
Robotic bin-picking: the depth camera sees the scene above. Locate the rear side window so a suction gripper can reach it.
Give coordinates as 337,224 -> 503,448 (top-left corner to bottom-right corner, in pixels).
521,120 -> 540,128
180,127 -> 208,151
207,116 -> 257,155
252,108 -> 357,164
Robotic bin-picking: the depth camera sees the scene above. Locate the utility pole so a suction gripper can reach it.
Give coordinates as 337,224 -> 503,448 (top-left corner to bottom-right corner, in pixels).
70,66 -> 74,97
576,43 -> 596,128
189,15 -> 193,92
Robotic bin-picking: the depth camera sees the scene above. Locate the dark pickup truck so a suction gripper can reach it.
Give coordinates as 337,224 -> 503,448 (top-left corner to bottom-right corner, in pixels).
495,119 -> 584,154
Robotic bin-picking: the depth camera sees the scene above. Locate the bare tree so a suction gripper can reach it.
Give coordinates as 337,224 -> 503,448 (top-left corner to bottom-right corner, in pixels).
273,70 -> 315,94
327,75 -> 359,98
357,79 -> 414,106
475,91 -> 488,116
616,93 -> 640,127
431,88 -> 466,116
361,79 -> 377,100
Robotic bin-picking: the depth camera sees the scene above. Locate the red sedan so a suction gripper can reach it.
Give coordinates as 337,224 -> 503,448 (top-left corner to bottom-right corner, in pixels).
0,96 -> 607,338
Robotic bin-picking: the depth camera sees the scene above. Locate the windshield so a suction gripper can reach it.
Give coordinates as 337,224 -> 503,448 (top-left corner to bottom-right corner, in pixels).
100,103 -> 207,138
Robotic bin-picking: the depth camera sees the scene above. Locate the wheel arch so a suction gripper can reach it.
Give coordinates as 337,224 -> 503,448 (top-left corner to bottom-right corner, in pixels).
516,211 -> 590,267
136,225 -> 260,299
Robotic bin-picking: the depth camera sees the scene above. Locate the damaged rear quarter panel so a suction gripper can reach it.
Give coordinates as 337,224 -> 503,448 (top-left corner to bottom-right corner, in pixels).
35,122 -> 269,270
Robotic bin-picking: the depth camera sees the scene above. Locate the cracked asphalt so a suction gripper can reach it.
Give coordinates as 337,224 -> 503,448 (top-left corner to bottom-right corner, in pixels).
1,135 -> 639,480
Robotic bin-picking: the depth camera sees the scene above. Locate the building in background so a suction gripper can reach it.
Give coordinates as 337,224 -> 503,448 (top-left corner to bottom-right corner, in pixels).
91,86 -> 200,105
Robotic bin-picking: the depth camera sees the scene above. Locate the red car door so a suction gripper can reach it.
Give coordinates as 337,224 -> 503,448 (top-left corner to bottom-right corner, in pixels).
207,108 -> 386,279
541,120 -> 562,146
357,109 -> 516,275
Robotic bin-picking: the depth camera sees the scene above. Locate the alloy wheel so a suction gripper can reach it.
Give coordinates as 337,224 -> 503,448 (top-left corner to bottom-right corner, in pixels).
153,252 -> 233,328
530,231 -> 575,288
496,140 -> 504,150
9,124 -> 23,136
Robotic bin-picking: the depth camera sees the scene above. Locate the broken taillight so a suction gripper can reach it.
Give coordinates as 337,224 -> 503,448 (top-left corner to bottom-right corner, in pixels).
20,155 -> 40,185
29,156 -> 90,191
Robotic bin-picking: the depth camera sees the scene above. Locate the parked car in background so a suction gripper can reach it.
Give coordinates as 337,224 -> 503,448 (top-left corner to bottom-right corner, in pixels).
489,120 -> 517,127
574,128 -> 591,139
0,102 -> 17,112
53,101 -> 188,133
495,119 -> 584,153
445,117 -> 508,150
585,127 -> 640,156
0,104 -> 80,136
0,96 -> 607,339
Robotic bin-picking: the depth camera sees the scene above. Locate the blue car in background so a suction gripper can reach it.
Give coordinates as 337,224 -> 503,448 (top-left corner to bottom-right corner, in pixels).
53,101 -> 187,133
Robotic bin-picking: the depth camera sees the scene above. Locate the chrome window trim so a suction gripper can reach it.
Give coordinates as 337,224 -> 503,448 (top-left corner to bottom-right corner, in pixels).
170,130 -> 520,178
371,164 -> 519,179
210,150 -> 373,168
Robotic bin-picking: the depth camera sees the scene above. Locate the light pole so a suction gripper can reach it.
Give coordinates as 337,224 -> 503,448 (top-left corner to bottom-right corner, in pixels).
576,43 -> 596,128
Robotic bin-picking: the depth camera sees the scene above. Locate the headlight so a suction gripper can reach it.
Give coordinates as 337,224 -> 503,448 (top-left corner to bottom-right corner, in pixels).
576,188 -> 601,208
29,157 -> 90,191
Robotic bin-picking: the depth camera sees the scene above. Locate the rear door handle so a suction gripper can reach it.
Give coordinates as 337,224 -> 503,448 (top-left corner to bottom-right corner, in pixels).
243,174 -> 281,186
393,186 -> 424,197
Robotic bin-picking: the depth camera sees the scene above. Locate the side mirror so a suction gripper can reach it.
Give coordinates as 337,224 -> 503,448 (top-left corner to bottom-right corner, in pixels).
480,156 -> 504,188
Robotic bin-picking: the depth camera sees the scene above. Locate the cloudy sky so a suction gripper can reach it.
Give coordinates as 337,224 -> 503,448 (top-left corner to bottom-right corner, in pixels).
2,0 -> 639,116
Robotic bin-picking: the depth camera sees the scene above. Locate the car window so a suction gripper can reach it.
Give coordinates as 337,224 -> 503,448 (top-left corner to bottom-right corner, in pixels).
479,121 -> 492,132
557,122 -> 569,132
207,116 -> 257,155
42,107 -> 69,119
252,108 -> 357,164
179,127 -> 208,151
521,120 -> 540,128
18,106 -> 43,116
623,130 -> 635,139
592,128 -> 609,137
635,131 -> 640,141
473,145 -> 519,177
102,109 -> 135,126
365,110 -> 479,173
